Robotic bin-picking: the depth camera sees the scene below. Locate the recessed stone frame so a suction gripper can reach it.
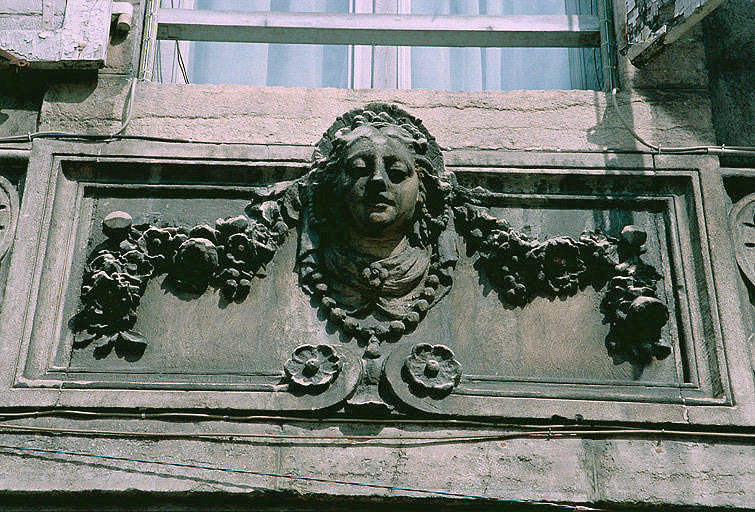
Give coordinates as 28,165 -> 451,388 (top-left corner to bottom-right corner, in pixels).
0,137 -> 750,426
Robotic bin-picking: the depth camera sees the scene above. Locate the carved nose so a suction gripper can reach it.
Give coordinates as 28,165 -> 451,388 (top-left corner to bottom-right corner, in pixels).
367,162 -> 389,188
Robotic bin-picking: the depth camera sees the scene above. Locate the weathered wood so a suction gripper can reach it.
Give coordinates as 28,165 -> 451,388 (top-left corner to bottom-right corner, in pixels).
157,9 -> 601,48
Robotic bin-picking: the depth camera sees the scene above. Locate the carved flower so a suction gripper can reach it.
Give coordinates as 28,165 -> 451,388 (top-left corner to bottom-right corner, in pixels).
579,231 -> 618,266
529,237 -> 584,296
81,270 -> 141,331
225,232 -> 256,267
139,227 -> 178,264
215,215 -> 273,270
88,252 -> 122,275
172,237 -> 219,292
404,343 -> 462,392
284,344 -> 342,389
122,249 -> 154,279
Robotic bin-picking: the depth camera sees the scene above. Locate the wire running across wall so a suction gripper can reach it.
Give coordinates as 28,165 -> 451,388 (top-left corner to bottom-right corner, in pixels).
0,442 -> 610,510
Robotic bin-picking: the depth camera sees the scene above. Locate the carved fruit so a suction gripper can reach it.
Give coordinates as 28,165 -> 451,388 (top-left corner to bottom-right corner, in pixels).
621,225 -> 647,248
102,211 -> 133,240
173,238 -> 219,291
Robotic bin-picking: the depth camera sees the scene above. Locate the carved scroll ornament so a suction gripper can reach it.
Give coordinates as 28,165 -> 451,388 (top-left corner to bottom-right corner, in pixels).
71,103 -> 672,405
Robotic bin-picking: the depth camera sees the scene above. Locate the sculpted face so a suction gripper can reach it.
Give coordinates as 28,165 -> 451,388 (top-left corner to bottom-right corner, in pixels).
336,125 -> 421,238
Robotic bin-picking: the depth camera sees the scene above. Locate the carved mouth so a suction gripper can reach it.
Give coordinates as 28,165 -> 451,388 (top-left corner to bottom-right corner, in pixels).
364,193 -> 394,207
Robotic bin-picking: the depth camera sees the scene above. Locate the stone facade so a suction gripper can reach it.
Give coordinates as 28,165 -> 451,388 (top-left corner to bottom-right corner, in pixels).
0,1 -> 752,510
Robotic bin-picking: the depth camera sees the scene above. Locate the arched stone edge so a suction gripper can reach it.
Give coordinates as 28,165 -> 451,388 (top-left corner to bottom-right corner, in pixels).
729,191 -> 755,287
0,175 -> 19,262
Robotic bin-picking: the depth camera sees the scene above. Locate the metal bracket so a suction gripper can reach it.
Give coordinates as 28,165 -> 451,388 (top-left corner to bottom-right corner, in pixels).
0,48 -> 29,69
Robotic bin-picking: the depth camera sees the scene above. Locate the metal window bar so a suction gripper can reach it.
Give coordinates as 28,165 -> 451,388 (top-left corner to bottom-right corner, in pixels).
140,2 -> 614,91
155,10 -> 601,47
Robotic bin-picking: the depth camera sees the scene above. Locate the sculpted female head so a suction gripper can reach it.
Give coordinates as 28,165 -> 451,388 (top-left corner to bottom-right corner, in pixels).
298,104 -> 457,335
337,123 -> 421,238
313,108 -> 443,249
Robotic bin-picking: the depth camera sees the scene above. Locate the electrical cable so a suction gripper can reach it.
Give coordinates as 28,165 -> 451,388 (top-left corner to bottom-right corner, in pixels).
0,409 -> 572,428
112,77 -> 138,136
155,38 -> 163,83
175,40 -> 190,84
1,409 -> 754,441
0,442 -> 605,510
0,421 -> 753,443
0,77 -> 139,144
609,88 -> 755,157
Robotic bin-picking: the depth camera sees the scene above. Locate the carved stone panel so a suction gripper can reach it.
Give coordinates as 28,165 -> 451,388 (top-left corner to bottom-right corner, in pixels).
6,106 -> 733,421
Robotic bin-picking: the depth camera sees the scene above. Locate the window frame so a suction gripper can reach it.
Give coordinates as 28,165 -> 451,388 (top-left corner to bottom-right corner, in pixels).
139,0 -> 617,92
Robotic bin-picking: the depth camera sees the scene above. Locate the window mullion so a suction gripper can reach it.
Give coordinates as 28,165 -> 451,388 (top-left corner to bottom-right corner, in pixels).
395,0 -> 411,89
371,0 -> 399,88
352,45 -> 372,89
351,0 -> 373,89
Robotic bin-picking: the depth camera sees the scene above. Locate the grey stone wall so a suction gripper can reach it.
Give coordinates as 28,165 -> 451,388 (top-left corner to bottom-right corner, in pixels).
703,0 -> 755,168
0,424 -> 753,509
0,1 -> 752,510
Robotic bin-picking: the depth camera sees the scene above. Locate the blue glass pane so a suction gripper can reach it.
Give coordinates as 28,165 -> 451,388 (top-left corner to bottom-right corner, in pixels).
172,0 -> 350,87
409,0 -> 602,91
410,0 -> 597,15
195,0 -> 349,13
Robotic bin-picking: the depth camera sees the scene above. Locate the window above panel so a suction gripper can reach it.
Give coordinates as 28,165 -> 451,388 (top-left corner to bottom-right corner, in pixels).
142,0 -> 616,91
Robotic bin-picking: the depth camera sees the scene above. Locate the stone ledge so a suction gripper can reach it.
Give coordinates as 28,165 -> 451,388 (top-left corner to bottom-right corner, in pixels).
39,78 -> 716,153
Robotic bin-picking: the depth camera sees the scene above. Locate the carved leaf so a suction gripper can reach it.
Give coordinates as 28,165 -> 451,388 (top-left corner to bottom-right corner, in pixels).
119,330 -> 147,347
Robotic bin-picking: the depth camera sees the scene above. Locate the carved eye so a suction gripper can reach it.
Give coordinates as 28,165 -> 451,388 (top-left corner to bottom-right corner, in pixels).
387,161 -> 410,183
347,157 -> 369,177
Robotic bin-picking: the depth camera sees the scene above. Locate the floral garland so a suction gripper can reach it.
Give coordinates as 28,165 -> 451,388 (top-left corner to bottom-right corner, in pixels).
453,200 -> 671,365
71,190 -> 295,357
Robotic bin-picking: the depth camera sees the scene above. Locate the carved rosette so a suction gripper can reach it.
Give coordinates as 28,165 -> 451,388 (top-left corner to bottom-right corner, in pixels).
284,344 -> 342,390
403,343 -> 462,393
